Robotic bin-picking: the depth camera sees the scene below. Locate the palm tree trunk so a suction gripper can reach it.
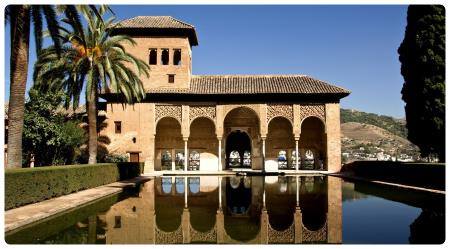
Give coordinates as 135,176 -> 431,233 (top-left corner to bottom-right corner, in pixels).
87,83 -> 98,164
7,6 -> 30,168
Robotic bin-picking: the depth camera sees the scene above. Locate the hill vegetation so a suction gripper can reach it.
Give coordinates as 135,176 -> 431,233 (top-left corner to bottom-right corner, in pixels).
341,108 -> 407,138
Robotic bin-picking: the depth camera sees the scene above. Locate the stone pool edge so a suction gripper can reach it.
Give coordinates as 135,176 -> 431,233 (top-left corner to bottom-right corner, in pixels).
4,176 -> 152,233
326,172 -> 445,195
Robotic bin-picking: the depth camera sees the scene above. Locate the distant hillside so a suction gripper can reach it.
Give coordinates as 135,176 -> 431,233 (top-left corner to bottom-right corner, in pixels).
340,108 -> 407,138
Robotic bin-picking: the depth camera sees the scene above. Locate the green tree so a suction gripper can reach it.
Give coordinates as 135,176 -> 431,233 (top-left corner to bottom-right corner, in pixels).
34,8 -> 149,164
22,88 -> 86,166
5,5 -> 63,168
398,5 -> 445,162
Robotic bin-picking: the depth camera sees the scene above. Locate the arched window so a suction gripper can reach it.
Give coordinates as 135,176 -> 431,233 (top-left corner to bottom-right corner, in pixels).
161,49 -> 169,65
278,150 -> 288,169
189,177 -> 200,194
161,150 -> 172,170
243,150 -> 251,167
229,176 -> 242,189
161,177 -> 172,194
173,49 -> 181,65
189,151 -> 200,171
291,151 -> 299,169
149,49 -> 157,65
278,177 -> 288,193
175,177 -> 185,194
229,150 -> 241,167
304,149 -> 314,170
175,151 -> 184,170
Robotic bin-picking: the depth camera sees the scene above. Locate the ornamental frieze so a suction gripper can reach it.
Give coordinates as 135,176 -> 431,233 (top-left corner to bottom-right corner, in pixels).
302,220 -> 327,243
267,104 -> 294,124
268,221 -> 295,244
155,105 -> 182,124
299,104 -> 325,123
189,106 -> 216,123
155,225 -> 183,244
190,224 -> 217,243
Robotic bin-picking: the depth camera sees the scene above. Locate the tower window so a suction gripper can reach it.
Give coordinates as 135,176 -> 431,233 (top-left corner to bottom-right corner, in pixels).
173,49 -> 181,65
149,49 -> 157,65
114,121 -> 122,134
161,49 -> 169,65
168,74 -> 175,83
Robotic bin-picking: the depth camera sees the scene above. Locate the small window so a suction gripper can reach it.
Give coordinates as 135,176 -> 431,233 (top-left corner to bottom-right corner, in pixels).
149,49 -> 157,65
161,49 -> 169,65
173,49 -> 181,65
168,74 -> 175,83
161,150 -> 172,170
189,151 -> 200,171
114,216 -> 121,228
130,152 -> 139,162
278,150 -> 288,169
114,121 -> 122,134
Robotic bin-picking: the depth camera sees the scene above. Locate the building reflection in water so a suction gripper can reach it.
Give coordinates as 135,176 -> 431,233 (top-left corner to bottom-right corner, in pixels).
99,175 -> 343,244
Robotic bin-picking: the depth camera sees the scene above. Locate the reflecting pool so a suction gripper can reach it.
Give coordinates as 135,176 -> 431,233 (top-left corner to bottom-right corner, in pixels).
5,176 -> 445,244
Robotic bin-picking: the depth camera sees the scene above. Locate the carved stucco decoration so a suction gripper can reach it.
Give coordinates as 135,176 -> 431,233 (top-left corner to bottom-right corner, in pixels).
155,225 -> 183,244
268,221 -> 295,244
155,105 -> 182,124
223,104 -> 260,120
189,224 -> 217,243
299,104 -> 325,124
302,219 -> 328,243
189,106 -> 216,124
267,104 -> 294,124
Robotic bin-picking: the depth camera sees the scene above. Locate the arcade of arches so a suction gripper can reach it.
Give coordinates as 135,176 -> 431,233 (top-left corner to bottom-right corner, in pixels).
102,103 -> 342,173
101,176 -> 343,244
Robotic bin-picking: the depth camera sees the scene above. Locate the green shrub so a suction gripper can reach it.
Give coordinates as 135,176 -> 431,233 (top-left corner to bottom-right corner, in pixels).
5,163 -> 143,210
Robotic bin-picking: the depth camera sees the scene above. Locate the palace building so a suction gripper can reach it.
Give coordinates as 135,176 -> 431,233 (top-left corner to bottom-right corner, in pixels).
101,16 -> 350,173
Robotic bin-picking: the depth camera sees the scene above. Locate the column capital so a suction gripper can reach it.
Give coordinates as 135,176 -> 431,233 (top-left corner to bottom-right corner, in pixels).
183,137 -> 189,142
217,136 -> 223,140
261,136 -> 267,141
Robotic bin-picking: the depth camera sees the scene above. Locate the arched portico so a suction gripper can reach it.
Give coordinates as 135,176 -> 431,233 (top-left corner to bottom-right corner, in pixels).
222,107 -> 263,170
155,117 -> 184,171
189,117 -> 218,171
300,116 -> 327,170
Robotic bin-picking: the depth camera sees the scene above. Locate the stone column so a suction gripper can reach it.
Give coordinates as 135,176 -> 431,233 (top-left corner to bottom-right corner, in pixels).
295,138 -> 299,171
218,176 -> 222,208
184,176 -> 188,208
294,207 -> 303,244
182,208 -> 190,243
184,138 -> 189,172
261,137 -> 266,171
216,209 -> 224,244
260,209 -> 269,244
144,134 -> 155,173
171,149 -> 176,171
218,137 -> 222,171
296,176 -> 299,206
327,176 -> 342,244
325,103 -> 342,172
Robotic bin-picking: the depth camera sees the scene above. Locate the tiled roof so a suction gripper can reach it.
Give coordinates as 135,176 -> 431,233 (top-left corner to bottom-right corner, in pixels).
114,16 -> 198,45
116,16 -> 195,29
146,75 -> 351,96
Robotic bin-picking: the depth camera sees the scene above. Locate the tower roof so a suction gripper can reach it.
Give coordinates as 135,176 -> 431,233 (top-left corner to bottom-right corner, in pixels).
113,16 -> 198,46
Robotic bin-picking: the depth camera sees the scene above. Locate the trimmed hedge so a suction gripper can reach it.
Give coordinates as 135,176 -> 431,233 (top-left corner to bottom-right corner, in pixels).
5,162 -> 144,210
341,161 -> 445,190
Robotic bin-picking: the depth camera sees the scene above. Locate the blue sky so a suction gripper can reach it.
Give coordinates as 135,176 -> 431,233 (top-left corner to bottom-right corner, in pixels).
4,5 -> 408,118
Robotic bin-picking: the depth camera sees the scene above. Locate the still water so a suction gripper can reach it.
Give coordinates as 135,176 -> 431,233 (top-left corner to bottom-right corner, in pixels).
5,176 -> 445,244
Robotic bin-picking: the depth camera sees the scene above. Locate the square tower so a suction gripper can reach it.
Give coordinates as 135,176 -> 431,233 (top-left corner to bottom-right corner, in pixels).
112,16 -> 198,90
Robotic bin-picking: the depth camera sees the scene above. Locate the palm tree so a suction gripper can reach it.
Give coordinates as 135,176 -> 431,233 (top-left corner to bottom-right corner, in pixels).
6,5 -> 63,168
34,8 -> 150,164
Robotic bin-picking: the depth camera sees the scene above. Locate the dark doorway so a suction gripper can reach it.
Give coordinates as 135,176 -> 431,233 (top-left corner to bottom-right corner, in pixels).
226,131 -> 252,169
